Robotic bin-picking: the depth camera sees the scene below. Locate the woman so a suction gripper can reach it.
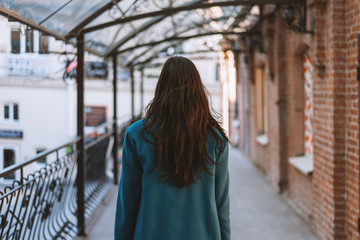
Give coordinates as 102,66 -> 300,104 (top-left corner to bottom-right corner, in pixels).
115,56 -> 230,240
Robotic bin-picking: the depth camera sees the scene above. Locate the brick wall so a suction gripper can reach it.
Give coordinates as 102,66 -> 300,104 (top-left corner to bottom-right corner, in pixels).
312,1 -> 360,238
282,11 -> 314,224
243,9 -> 313,193
288,165 -> 314,221
270,8 -> 315,226
273,13 -> 289,192
247,33 -> 283,191
312,0 -> 347,238
248,50 -> 272,173
345,0 -> 360,238
246,9 -> 315,195
236,1 -> 360,239
310,1 -> 329,239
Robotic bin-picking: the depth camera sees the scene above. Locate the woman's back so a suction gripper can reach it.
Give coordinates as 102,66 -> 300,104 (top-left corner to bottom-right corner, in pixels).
115,120 -> 229,240
114,56 -> 230,240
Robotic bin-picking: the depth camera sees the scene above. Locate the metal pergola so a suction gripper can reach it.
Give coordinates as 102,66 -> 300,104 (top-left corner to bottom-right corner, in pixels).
0,0 -> 305,235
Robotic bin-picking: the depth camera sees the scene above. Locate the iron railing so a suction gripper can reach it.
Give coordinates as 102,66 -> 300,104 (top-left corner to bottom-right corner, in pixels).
0,117 -> 139,239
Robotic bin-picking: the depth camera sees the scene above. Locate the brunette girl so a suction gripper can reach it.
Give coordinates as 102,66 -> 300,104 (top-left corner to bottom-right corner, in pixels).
115,56 -> 230,240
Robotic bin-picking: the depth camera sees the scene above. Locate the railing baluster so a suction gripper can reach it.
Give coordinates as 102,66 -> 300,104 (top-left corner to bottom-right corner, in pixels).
29,175 -> 44,240
18,179 -> 35,240
6,183 -> 22,240
20,168 -> 23,185
3,187 -> 15,239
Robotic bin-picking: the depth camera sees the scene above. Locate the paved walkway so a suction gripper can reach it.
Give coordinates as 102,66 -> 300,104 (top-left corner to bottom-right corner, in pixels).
77,147 -> 318,240
228,148 -> 317,240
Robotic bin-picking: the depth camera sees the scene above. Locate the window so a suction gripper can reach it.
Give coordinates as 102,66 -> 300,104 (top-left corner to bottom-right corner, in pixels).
36,148 -> 47,164
4,105 -> 9,119
255,66 -> 267,136
2,148 -> 16,180
13,104 -> 19,120
11,28 -> 20,54
3,103 -> 19,122
39,33 -> 49,54
25,29 -> 34,53
304,53 -> 313,157
11,27 -> 48,54
289,52 -> 314,175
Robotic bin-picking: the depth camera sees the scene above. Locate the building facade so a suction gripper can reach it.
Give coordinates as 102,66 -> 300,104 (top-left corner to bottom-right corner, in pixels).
229,0 -> 360,239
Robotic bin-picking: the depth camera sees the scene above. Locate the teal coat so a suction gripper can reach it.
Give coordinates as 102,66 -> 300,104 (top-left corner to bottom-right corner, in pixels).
114,120 -> 230,240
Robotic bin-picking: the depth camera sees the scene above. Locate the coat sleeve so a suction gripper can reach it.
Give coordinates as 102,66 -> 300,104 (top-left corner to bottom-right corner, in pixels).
215,142 -> 230,240
114,129 -> 142,240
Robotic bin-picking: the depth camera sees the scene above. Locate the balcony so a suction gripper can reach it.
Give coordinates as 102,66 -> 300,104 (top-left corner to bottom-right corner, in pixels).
0,118 -> 137,240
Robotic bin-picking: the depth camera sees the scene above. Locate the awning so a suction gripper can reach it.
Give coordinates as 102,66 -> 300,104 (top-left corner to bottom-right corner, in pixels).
0,0 -> 300,67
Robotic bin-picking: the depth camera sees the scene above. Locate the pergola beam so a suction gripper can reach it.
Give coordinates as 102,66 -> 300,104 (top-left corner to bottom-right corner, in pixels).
128,43 -> 179,68
83,0 -> 301,34
107,11 -> 244,58
124,44 -> 167,68
109,14 -> 235,57
131,46 -> 250,68
117,31 -> 256,55
0,7 -> 105,57
0,7 -> 67,42
66,0 -> 122,39
134,51 -> 211,68
105,15 -> 165,57
104,0 -> 205,57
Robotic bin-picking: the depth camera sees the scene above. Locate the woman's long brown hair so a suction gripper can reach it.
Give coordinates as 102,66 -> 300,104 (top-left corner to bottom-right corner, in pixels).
142,56 -> 229,188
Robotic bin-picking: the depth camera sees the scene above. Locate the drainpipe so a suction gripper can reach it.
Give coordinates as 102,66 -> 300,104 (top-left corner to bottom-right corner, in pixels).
277,18 -> 288,193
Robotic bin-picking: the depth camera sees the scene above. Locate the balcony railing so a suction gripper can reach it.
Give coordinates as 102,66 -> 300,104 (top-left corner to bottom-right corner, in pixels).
0,116 -> 140,239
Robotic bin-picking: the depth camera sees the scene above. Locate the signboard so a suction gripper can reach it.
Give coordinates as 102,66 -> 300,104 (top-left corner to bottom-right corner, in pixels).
0,130 -> 23,139
65,61 -> 108,79
7,55 -> 51,77
86,62 -> 108,78
85,106 -> 107,127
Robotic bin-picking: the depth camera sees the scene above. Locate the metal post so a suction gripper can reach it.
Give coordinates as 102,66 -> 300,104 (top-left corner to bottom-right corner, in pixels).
234,50 -> 240,120
76,31 -> 86,236
140,68 -> 144,115
131,67 -> 135,120
113,55 -> 119,184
